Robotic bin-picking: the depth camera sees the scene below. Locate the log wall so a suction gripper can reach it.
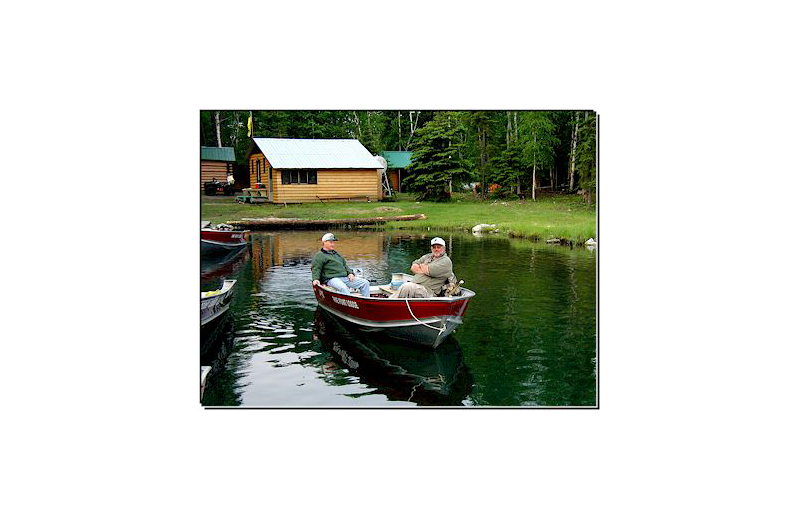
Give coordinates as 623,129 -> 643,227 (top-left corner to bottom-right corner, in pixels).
201,161 -> 231,188
248,151 -> 382,203
272,169 -> 381,203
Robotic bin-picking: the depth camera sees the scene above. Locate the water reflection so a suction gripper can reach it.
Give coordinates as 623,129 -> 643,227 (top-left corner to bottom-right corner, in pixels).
313,308 -> 473,406
200,229 -> 596,407
200,314 -> 240,405
201,246 -> 249,281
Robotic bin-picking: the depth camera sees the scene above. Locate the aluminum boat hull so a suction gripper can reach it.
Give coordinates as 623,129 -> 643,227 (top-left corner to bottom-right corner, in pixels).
201,279 -> 237,328
313,284 -> 474,348
201,228 -> 249,255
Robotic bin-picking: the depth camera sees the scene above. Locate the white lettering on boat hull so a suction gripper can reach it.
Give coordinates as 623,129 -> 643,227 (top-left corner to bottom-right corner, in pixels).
331,296 -> 359,309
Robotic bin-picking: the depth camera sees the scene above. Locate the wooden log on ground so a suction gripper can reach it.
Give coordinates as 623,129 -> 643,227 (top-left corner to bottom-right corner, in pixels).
229,214 -> 426,229
227,214 -> 427,230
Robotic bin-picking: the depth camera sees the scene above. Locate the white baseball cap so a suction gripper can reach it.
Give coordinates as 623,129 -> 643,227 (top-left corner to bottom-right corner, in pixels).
431,237 -> 446,247
321,233 -> 337,242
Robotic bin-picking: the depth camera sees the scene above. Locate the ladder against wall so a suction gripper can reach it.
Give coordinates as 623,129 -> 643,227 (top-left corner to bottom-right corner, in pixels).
382,170 -> 393,198
375,155 -> 393,198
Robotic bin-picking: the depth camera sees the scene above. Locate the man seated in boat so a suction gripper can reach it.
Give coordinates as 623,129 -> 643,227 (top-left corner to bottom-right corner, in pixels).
311,232 -> 371,297
390,237 -> 454,299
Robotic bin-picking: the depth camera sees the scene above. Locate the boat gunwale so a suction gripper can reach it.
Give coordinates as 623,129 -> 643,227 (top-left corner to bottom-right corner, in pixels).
201,239 -> 248,248
315,282 -> 475,304
201,228 -> 251,234
201,279 -> 237,301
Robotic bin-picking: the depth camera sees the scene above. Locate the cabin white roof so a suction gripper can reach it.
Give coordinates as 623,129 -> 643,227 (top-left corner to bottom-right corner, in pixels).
251,138 -> 382,169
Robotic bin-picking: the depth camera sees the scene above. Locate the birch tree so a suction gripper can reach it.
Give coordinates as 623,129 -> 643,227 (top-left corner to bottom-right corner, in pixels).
352,111 -> 362,140
569,112 -> 579,191
405,110 -> 420,150
397,111 -> 403,150
215,111 -> 222,147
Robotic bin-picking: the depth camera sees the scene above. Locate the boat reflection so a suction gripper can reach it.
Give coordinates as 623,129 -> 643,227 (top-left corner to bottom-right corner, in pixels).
313,308 -> 473,406
200,314 -> 236,404
201,246 -> 249,281
198,240 -> 245,403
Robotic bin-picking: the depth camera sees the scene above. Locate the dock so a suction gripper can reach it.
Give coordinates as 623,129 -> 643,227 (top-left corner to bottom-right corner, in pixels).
227,214 -> 426,230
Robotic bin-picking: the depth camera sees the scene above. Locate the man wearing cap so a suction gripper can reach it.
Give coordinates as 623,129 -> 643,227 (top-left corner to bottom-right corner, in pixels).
311,233 -> 371,297
390,237 -> 454,299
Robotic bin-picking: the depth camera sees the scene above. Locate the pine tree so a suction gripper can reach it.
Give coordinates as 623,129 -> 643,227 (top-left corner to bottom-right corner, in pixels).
490,143 -> 525,198
405,112 -> 469,201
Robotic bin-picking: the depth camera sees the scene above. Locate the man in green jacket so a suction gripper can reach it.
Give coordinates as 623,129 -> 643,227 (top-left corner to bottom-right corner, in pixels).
311,232 -> 371,297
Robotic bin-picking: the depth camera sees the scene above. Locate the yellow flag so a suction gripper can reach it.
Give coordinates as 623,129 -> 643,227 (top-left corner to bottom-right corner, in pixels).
247,112 -> 253,137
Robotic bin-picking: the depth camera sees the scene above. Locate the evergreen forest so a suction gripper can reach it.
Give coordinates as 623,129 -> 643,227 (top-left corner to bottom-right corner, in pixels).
200,110 -> 597,205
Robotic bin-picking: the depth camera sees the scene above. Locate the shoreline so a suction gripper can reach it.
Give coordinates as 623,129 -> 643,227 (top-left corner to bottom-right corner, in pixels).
202,192 -> 596,245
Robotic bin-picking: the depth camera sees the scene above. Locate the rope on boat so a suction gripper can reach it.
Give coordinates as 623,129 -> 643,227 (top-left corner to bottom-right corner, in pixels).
405,298 -> 446,336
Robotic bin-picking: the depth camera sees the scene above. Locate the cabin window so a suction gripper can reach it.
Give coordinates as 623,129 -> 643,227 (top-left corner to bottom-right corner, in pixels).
281,169 -> 317,185
256,160 -> 261,183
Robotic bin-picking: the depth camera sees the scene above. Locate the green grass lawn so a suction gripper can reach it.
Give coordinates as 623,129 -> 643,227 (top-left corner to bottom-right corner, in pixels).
201,192 -> 596,244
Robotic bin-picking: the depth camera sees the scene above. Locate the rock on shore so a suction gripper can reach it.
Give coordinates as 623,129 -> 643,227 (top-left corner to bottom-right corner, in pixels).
472,224 -> 497,233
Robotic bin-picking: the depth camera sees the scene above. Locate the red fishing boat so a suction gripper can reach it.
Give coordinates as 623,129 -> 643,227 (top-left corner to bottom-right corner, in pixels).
312,275 -> 475,348
201,221 -> 249,255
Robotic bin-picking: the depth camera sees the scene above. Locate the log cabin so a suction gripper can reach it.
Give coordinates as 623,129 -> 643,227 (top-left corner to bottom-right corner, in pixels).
200,146 -> 236,189
246,138 -> 383,203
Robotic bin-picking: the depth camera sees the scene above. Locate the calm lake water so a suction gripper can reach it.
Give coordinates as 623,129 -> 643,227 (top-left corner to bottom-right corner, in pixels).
201,230 -> 596,407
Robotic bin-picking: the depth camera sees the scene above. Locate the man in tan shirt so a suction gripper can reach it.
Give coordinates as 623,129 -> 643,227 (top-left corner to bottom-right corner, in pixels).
390,237 -> 454,298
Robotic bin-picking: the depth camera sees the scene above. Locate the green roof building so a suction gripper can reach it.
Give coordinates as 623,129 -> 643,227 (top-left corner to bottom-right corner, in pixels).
201,146 -> 236,162
380,151 -> 412,169
380,151 -> 413,192
201,146 -> 236,189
